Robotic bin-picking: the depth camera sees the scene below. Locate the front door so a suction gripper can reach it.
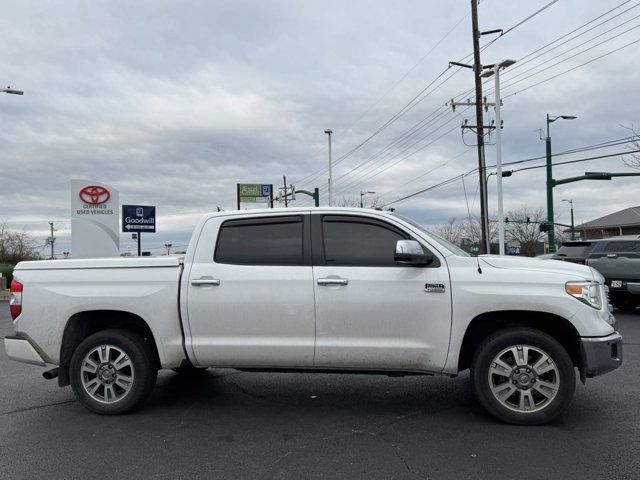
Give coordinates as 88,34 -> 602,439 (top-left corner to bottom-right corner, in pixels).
312,214 -> 452,372
185,214 -> 315,367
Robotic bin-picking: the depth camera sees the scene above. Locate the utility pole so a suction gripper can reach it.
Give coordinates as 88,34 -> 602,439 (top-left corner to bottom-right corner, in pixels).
451,3 -> 500,254
563,199 -> 575,240
324,129 -> 333,206
48,221 -> 55,260
282,175 -> 288,207
470,0 -> 489,254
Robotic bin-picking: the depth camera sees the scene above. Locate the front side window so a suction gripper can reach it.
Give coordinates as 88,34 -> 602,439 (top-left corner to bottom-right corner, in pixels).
322,216 -> 408,266
215,216 -> 304,265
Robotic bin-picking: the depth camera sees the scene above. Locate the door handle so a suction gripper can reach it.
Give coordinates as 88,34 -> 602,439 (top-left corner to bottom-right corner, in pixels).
191,278 -> 221,286
317,277 -> 348,286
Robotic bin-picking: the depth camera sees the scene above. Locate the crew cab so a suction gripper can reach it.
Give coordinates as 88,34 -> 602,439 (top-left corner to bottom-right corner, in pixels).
4,208 -> 622,425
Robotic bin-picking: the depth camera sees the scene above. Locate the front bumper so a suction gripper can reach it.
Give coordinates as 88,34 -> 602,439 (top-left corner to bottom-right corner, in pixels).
580,332 -> 623,380
4,335 -> 47,367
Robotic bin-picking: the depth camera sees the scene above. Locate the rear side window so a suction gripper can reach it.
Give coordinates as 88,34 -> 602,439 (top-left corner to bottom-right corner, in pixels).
603,241 -> 640,253
215,216 -> 304,265
321,216 -> 409,266
555,242 -> 594,258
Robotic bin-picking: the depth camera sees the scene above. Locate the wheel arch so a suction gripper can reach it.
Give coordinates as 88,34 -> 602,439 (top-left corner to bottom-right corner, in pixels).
458,310 -> 582,373
59,310 -> 161,387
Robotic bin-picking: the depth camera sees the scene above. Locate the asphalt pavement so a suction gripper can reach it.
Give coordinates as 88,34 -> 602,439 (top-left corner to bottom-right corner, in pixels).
0,307 -> 638,480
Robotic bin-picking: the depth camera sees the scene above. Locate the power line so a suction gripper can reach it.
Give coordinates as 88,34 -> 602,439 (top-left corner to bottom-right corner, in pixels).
383,144 -> 640,208
511,148 -> 640,173
333,119 -> 463,196
504,36 -> 640,98
501,0 -> 560,35
300,2 -> 638,205
293,8 -> 472,188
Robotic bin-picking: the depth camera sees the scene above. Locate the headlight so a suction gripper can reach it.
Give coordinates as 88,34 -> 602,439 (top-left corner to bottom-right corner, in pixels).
565,281 -> 603,309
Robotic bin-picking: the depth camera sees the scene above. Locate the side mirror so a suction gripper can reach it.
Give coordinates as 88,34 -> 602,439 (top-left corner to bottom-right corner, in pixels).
394,240 -> 433,266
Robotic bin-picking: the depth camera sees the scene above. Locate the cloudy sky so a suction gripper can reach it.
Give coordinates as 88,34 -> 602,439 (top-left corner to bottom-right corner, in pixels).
1,0 -> 639,255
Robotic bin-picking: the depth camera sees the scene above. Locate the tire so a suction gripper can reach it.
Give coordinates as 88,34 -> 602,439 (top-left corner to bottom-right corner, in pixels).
171,364 -> 208,375
470,327 -> 575,425
70,329 -> 158,415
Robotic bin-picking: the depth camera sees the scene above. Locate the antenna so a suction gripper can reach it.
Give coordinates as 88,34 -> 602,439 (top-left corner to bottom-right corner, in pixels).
461,175 -> 483,274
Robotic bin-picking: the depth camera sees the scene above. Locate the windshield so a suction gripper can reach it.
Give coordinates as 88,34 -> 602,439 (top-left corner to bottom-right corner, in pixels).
395,214 -> 470,257
554,242 -> 594,258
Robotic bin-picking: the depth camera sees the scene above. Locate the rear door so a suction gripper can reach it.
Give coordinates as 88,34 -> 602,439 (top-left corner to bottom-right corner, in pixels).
311,213 -> 452,372
185,214 -> 315,367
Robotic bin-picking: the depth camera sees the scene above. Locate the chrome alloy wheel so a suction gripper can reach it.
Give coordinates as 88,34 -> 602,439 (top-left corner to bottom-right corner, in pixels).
488,344 -> 560,413
80,345 -> 135,404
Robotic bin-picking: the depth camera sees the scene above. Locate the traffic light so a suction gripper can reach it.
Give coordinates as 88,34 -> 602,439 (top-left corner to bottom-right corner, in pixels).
505,217 -> 509,223
526,216 -> 531,224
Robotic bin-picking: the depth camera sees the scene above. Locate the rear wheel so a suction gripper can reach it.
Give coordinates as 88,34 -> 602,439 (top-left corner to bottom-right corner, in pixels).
471,327 -> 575,425
70,329 -> 157,414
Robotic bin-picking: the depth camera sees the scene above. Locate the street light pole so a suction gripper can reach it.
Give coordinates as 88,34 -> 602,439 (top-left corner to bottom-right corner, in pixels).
563,199 -> 575,240
481,60 -> 515,255
360,190 -> 375,208
545,114 -> 577,253
1,86 -> 23,95
324,129 -> 333,206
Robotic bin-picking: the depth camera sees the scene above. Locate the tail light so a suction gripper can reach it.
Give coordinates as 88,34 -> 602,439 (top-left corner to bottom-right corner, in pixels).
9,280 -> 22,320
568,259 -> 585,265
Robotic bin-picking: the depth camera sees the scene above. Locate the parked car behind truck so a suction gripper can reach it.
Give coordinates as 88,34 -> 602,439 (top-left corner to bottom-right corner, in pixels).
5,208 -> 622,425
586,238 -> 640,311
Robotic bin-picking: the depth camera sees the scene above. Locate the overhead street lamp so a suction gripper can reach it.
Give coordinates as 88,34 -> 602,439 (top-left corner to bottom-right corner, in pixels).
562,199 -> 575,240
360,190 -> 375,208
481,59 -> 516,255
545,114 -> 577,253
1,86 -> 23,95
324,129 -> 333,206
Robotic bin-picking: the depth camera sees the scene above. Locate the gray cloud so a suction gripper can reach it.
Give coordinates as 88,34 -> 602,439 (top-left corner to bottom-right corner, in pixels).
0,0 -> 638,255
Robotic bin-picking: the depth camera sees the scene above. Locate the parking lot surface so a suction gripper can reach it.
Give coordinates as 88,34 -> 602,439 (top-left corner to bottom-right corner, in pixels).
1,307 -> 638,480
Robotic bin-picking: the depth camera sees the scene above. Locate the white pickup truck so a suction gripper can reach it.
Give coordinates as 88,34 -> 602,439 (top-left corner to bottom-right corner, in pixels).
5,208 -> 622,424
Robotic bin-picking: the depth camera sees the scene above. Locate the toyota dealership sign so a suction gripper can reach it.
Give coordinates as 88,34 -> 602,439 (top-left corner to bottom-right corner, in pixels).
71,179 -> 120,258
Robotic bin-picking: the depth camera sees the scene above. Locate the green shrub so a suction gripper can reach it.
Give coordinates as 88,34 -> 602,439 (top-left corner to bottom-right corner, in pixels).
0,265 -> 14,286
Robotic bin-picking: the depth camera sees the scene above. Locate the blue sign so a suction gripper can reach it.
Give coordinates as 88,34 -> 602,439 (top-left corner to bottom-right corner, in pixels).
122,205 -> 156,233
261,184 -> 271,196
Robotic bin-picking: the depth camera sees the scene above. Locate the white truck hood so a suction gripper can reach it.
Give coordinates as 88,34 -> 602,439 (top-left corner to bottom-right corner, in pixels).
480,255 -> 595,281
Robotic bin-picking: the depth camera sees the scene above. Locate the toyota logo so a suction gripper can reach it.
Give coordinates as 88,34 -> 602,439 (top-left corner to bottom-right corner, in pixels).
79,185 -> 111,205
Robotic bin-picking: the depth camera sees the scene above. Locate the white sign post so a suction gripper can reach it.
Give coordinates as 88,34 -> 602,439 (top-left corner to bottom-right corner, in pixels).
71,179 -> 120,258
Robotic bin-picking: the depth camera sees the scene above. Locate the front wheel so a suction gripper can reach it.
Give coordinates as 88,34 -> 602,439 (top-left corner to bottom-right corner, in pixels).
70,329 -> 157,414
471,327 -> 575,425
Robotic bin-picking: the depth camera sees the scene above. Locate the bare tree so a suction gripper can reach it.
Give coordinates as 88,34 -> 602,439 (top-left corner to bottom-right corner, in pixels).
334,195 -> 385,209
460,214 -> 498,249
621,124 -> 640,169
0,221 -> 42,265
434,218 -> 464,245
505,207 -> 546,256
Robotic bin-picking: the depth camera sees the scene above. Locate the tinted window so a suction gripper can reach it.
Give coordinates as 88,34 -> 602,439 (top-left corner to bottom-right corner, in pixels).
322,216 -> 408,266
554,242 -> 595,258
215,216 -> 304,265
603,241 -> 640,253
